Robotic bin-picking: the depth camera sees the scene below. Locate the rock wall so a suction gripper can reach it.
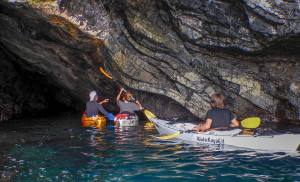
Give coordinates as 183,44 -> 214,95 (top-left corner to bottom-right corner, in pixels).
1,0 -> 299,122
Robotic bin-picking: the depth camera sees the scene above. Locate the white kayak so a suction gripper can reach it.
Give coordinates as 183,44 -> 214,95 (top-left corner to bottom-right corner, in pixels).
114,114 -> 139,127
150,117 -> 300,152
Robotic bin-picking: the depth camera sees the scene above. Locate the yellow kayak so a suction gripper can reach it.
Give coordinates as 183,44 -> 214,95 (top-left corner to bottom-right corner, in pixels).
81,113 -> 107,128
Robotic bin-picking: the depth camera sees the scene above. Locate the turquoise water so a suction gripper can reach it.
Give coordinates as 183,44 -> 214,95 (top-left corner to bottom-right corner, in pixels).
0,113 -> 299,181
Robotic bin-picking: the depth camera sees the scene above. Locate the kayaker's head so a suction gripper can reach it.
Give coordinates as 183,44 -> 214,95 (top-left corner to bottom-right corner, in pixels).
122,92 -> 133,102
89,91 -> 98,101
210,93 -> 225,109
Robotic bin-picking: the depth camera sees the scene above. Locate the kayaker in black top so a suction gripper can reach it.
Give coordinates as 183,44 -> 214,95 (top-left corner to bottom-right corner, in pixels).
116,88 -> 143,116
193,93 -> 239,132
86,91 -> 114,120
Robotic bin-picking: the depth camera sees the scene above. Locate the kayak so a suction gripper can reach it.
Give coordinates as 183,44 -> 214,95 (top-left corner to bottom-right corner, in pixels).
81,113 -> 106,128
114,114 -> 139,127
149,117 -> 300,152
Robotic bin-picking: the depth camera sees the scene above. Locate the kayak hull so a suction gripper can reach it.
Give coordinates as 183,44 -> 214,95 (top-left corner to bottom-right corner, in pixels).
151,118 -> 300,152
115,114 -> 139,127
81,114 -> 106,128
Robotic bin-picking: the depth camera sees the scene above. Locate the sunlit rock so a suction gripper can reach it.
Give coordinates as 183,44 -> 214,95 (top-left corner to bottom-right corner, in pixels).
0,0 -> 299,123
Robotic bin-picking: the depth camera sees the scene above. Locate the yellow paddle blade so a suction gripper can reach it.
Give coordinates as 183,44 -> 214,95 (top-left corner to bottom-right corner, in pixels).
144,110 -> 156,120
155,132 -> 180,139
241,117 -> 261,128
100,67 -> 113,79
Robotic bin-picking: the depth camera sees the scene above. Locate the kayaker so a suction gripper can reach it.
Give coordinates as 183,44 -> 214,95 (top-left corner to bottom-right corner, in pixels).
116,88 -> 143,116
193,93 -> 239,132
86,91 -> 114,120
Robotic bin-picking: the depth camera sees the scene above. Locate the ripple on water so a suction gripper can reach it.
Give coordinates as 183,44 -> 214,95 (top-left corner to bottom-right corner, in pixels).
0,116 -> 299,181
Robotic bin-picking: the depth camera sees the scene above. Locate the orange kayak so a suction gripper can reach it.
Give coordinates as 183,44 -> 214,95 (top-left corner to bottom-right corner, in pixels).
81,114 -> 107,128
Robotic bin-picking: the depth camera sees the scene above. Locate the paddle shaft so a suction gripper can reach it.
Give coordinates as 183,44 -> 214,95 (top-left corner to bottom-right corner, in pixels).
100,67 -> 136,100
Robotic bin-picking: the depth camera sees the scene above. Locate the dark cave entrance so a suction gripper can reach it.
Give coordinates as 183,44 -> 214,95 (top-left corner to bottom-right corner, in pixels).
0,45 -> 81,119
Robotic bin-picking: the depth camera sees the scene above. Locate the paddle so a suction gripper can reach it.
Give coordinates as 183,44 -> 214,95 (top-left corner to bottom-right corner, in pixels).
144,109 -> 156,120
100,67 -> 113,80
100,66 -> 135,99
100,66 -> 153,121
241,117 -> 260,128
153,117 -> 261,140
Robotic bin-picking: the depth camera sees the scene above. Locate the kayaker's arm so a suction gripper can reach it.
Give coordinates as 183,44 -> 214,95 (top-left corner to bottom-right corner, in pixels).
98,99 -> 109,104
116,88 -> 124,102
229,118 -> 239,127
193,118 -> 212,131
135,100 -> 143,110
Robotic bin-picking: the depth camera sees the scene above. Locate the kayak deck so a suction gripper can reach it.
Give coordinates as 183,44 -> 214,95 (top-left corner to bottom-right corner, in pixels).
151,118 -> 300,152
81,114 -> 106,128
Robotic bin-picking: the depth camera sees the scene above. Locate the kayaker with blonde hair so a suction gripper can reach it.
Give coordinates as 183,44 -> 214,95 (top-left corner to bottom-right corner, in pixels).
193,93 -> 239,132
116,88 -> 143,116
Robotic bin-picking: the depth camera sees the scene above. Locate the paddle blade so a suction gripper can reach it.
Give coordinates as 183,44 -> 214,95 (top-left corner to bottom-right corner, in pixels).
100,67 -> 113,79
144,110 -> 156,121
155,132 -> 180,139
241,117 -> 261,128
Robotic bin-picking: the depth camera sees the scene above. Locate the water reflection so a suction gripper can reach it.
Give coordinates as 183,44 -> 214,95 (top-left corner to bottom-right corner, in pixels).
0,115 -> 299,181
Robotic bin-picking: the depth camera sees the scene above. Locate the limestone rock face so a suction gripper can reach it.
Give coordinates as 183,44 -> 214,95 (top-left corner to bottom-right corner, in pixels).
0,0 -> 299,122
